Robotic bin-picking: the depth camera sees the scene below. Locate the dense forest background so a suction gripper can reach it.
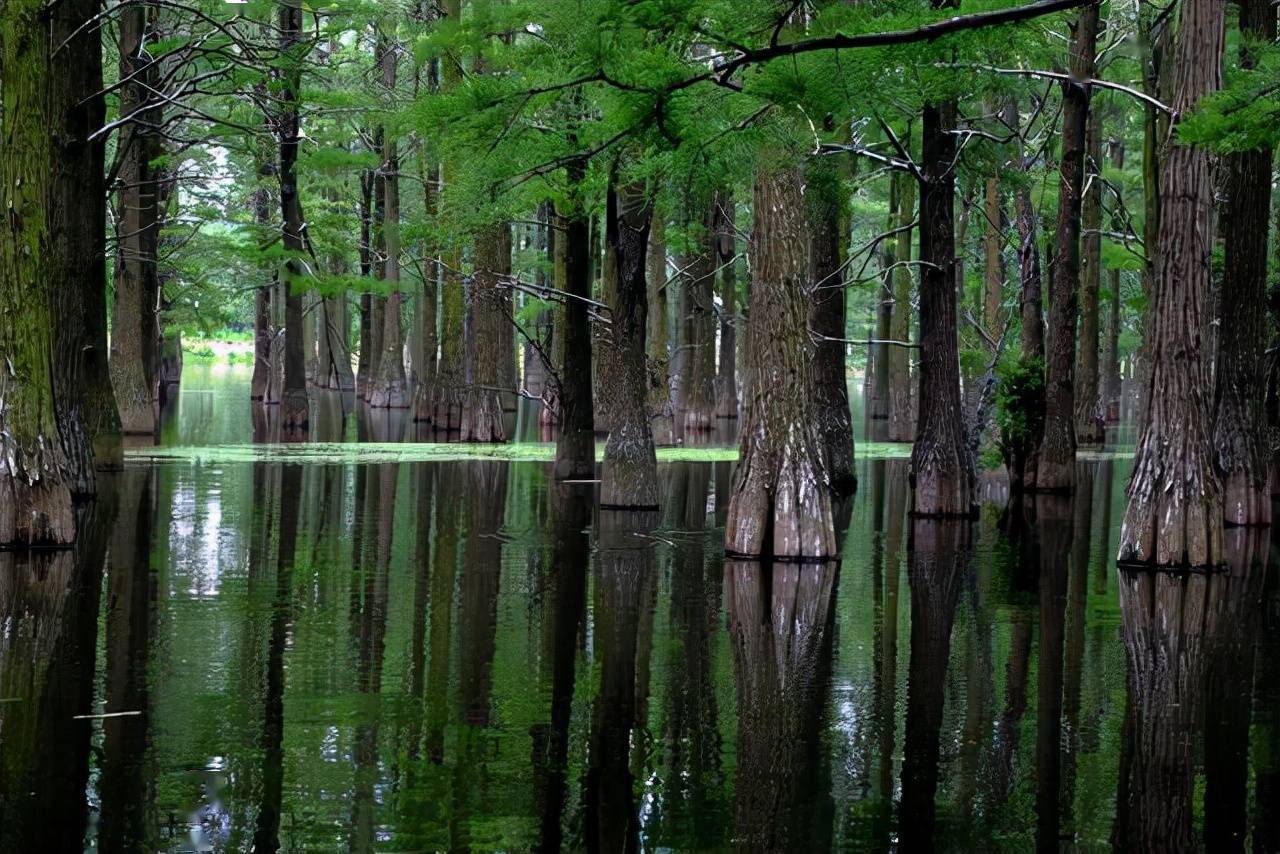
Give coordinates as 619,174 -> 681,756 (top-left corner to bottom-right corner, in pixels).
2,0 -> 1278,565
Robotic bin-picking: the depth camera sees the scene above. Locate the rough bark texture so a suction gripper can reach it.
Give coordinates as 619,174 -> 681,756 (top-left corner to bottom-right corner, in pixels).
601,182 -> 657,509
645,214 -> 674,444
553,160 -> 595,480
111,3 -> 163,435
1038,1 -> 1099,490
808,160 -> 856,496
1118,0 -> 1225,567
912,94 -> 975,516
1210,0 -> 1274,527
461,220 -> 511,441
675,199 -> 716,432
276,0 -> 309,436
724,164 -> 836,560
368,42 -> 409,410
1074,108 -> 1105,445
713,190 -> 739,419
0,0 -> 102,544
888,176 -> 915,443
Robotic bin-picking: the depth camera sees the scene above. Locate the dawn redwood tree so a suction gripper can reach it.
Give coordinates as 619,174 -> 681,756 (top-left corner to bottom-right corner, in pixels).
1210,0 -> 1275,526
675,198 -> 716,431
1038,0 -> 1099,490
807,158 -> 856,495
1102,140 -> 1124,423
276,0 -> 310,435
251,175 -> 275,401
1074,108 -> 1104,445
911,47 -> 975,517
1117,0 -> 1226,567
601,180 -> 657,508
887,175 -> 915,443
0,0 -> 111,545
461,218 -> 512,441
713,190 -> 739,419
111,2 -> 165,435
554,157 -> 595,480
368,34 -> 409,410
725,160 -> 837,560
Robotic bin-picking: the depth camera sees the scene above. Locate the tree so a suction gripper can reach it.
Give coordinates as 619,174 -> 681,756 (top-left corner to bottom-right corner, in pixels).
1117,0 -> 1225,567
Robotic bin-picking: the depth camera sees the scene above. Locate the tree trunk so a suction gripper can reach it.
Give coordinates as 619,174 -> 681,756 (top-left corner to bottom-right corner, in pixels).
646,213 -> 673,444
461,220 -> 511,441
1038,0 -> 1099,490
713,190 -> 739,419
368,39 -> 409,410
983,175 -> 1003,331
601,181 -> 657,508
554,159 -> 595,480
412,155 -> 440,420
355,171 -> 377,397
675,200 -> 716,432
912,92 -> 975,516
111,2 -> 163,435
1117,0 -> 1225,567
1211,0 -> 1275,527
1074,107 -> 1105,445
871,176 -> 897,435
808,159 -> 856,496
724,164 -> 837,560
276,0 -> 309,436
0,0 -> 108,544
1103,141 -> 1125,424
888,176 -> 915,443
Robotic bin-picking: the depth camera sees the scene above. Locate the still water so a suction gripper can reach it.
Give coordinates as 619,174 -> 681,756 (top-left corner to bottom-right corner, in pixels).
1,365 -> 1277,852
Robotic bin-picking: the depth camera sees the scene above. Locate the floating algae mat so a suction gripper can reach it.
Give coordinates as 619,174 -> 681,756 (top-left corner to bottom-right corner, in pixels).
124,441 -> 919,465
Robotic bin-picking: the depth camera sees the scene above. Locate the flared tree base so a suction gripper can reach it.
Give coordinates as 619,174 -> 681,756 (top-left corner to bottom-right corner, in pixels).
0,472 -> 76,547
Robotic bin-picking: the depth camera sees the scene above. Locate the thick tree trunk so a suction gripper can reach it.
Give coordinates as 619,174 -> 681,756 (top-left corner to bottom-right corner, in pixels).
724,164 -> 837,560
912,95 -> 975,516
276,0 -> 309,436
368,41 -> 409,410
554,159 -> 595,479
713,190 -> 739,419
0,0 -> 107,544
1074,108 -> 1105,445
601,182 -> 657,508
461,220 -> 511,441
1117,0 -> 1225,568
314,295 -> 354,390
675,200 -> 716,432
645,214 -> 674,444
111,3 -> 163,435
1038,1 -> 1099,490
888,176 -> 915,443
808,160 -> 856,496
1211,0 -> 1274,527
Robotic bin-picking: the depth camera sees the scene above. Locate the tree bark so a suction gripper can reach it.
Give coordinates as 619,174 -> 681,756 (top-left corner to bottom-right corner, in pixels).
1211,0 -> 1275,527
368,38 -> 409,410
1117,0 -> 1225,567
724,163 -> 837,559
1074,107 -> 1105,445
1038,0 -> 1099,490
888,175 -> 915,443
601,181 -> 657,508
646,213 -> 674,444
912,90 -> 975,516
675,199 -> 716,432
713,190 -> 739,419
553,159 -> 595,479
355,170 -> 377,398
808,159 -> 856,495
983,175 -> 1003,331
1103,140 -> 1124,423
276,0 -> 309,436
461,220 -> 511,441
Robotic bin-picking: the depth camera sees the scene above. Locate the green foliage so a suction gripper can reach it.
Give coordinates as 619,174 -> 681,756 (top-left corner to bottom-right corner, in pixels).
994,354 -> 1045,457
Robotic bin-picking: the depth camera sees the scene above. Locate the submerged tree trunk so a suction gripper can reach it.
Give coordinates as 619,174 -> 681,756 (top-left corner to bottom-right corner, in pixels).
368,40 -> 408,410
713,190 -> 739,419
601,181 -> 657,508
1038,0 -> 1099,490
0,0 -> 107,544
808,160 -> 856,496
1118,0 -> 1225,567
912,91 -> 975,516
888,176 -> 915,443
724,164 -> 836,560
1074,107 -> 1105,445
461,220 -> 511,441
1211,0 -> 1274,527
276,0 -> 309,436
554,159 -> 595,479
